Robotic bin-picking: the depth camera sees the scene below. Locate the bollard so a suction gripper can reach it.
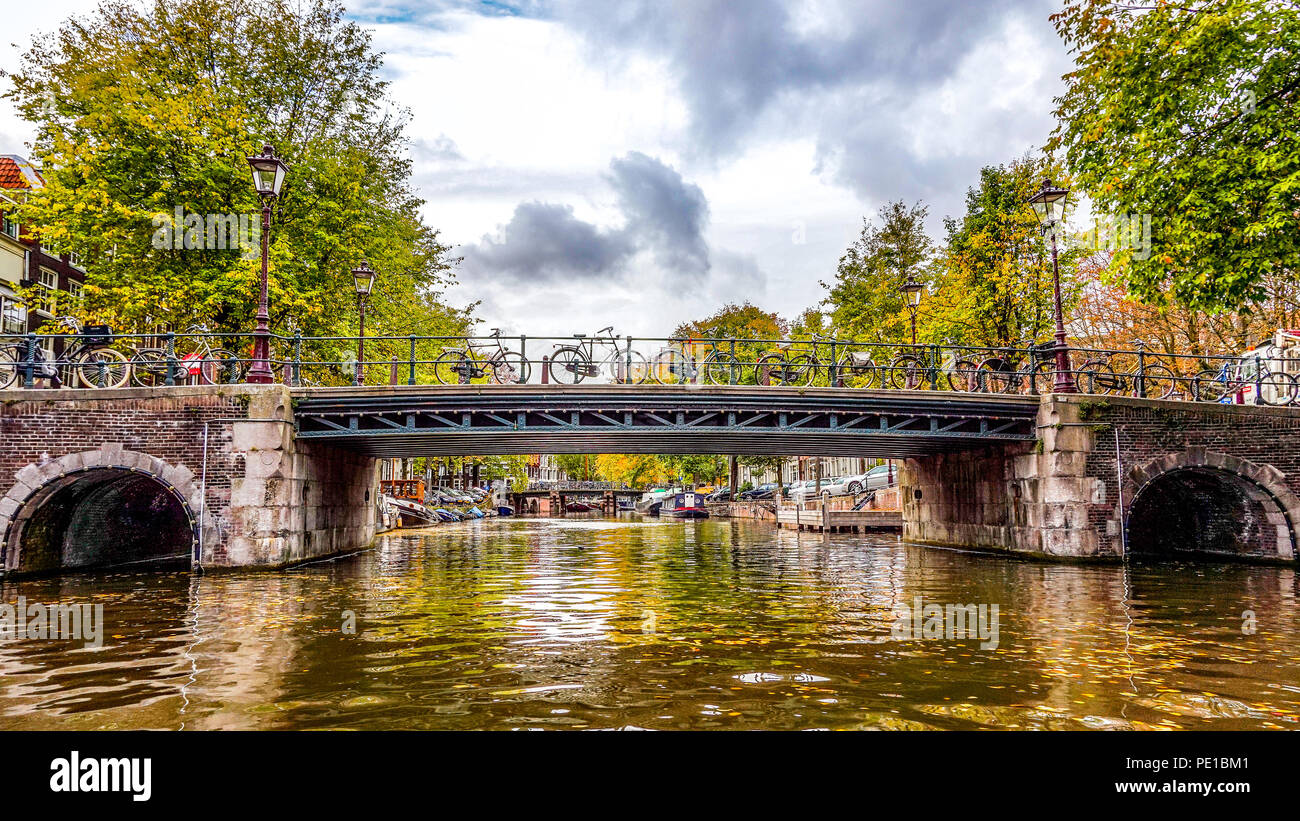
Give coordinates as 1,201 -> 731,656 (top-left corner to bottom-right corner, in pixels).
408,334 -> 417,385
541,355 -> 549,384
390,356 -> 399,386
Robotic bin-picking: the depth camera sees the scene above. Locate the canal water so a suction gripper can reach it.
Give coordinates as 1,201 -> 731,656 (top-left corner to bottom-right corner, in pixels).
1,516 -> 1298,730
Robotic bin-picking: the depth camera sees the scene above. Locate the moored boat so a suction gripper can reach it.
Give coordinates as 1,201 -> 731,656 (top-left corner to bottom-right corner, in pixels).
663,491 -> 709,519
380,479 -> 440,527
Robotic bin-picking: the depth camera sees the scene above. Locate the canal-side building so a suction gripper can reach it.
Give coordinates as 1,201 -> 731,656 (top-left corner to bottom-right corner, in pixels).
0,154 -> 88,352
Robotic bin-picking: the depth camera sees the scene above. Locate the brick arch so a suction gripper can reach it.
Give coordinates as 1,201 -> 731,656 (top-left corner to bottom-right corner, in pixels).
1,444 -> 202,573
1121,450 -> 1299,560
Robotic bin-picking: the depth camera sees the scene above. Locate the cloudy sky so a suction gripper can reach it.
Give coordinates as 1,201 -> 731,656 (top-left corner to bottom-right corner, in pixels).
1,0 -> 1074,337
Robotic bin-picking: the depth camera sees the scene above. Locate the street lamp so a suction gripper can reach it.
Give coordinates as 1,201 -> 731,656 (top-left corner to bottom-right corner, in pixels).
352,260 -> 375,386
1028,178 -> 1075,394
245,144 -> 288,384
900,275 -> 923,347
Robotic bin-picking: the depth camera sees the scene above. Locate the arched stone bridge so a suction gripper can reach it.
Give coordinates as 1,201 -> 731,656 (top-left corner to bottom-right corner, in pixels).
1,383 -> 1297,576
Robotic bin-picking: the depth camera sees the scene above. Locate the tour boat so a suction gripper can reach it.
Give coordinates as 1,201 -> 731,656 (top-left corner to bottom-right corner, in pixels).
380,478 -> 440,528
663,491 -> 709,519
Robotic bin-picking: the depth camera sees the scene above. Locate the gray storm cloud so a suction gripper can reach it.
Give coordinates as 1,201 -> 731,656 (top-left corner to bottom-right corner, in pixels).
461,152 -> 713,282
554,0 -> 1067,204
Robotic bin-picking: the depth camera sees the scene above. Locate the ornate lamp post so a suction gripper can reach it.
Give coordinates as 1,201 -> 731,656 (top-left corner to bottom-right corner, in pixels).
245,145 -> 288,384
352,260 -> 375,386
1028,178 -> 1075,394
900,275 -> 923,347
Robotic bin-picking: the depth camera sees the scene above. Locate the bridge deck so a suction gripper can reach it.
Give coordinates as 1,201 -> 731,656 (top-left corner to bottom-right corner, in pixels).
289,384 -> 1041,457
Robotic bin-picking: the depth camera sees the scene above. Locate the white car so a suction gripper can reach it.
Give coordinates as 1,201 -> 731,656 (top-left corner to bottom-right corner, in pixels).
842,464 -> 899,494
790,477 -> 853,498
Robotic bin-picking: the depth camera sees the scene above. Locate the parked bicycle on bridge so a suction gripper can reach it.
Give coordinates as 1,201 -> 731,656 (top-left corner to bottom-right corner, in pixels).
549,327 -> 647,385
434,328 -> 531,385
0,316 -> 132,389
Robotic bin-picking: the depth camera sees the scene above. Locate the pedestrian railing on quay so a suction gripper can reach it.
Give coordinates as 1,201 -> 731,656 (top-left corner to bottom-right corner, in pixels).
3,328 -> 1297,407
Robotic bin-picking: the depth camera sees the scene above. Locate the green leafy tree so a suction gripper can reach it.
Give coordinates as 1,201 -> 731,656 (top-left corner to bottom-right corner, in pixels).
4,0 -> 471,364
1049,0 -> 1300,311
822,200 -> 935,344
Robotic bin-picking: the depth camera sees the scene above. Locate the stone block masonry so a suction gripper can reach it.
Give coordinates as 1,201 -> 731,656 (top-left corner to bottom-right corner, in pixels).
900,395 -> 1300,561
1,385 -> 376,573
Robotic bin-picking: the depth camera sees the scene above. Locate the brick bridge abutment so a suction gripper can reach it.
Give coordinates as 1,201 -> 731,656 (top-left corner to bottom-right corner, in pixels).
901,395 -> 1300,562
1,385 -> 376,576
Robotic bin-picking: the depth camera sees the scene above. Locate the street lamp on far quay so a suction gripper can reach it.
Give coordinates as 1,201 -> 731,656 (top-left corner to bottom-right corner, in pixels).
352,260 -> 375,386
245,144 -> 288,385
900,275 -> 922,347
1028,178 -> 1076,394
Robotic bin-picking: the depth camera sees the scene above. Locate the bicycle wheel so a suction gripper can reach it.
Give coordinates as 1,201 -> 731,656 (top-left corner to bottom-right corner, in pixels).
945,359 -> 982,392
434,350 -> 471,385
1261,371 -> 1299,406
491,351 -> 532,384
1074,360 -> 1117,395
1029,361 -> 1056,395
978,359 -> 1020,393
197,349 -> 242,384
0,345 -> 17,389
602,349 -> 648,384
1193,370 -> 1228,402
1138,364 -> 1177,399
702,352 -> 742,385
755,353 -> 784,386
130,348 -> 171,387
887,355 -> 927,390
73,348 -> 131,388
785,353 -> 816,386
548,346 -> 589,385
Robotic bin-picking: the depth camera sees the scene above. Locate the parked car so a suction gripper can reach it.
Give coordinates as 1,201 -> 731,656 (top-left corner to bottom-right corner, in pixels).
738,482 -> 778,500
791,476 -> 854,498
841,464 -> 899,495
706,486 -> 731,501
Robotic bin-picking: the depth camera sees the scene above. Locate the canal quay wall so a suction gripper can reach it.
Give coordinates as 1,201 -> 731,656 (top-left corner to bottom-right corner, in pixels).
0,385 -> 375,574
901,394 -> 1300,562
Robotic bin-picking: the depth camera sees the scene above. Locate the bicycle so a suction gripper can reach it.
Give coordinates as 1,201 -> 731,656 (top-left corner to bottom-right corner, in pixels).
130,324 -> 241,386
1193,355 -> 1298,406
885,341 -> 970,391
433,328 -> 532,385
957,342 -> 1060,394
549,327 -> 646,385
1074,345 -> 1179,398
0,316 -> 133,389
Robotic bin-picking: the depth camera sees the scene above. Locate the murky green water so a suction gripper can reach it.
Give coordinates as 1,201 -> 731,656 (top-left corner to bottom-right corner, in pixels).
1,516 -> 1298,730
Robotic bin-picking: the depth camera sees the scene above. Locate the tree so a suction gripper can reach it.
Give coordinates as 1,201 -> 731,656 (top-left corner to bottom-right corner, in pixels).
661,454 -> 727,487
1049,0 -> 1300,312
595,454 -> 669,488
4,0 -> 471,358
822,200 -> 935,344
922,155 -> 1084,349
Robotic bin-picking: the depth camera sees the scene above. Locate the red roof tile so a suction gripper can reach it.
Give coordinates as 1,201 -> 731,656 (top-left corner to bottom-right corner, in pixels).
0,155 -> 44,189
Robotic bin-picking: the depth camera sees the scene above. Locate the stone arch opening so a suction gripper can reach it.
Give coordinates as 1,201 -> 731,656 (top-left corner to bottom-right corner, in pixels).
3,467 -> 196,576
1127,466 -> 1294,560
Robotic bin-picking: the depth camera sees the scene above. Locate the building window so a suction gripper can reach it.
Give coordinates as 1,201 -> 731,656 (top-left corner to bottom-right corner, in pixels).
38,268 -> 57,289
67,279 -> 84,302
1,213 -> 18,240
2,298 -> 26,335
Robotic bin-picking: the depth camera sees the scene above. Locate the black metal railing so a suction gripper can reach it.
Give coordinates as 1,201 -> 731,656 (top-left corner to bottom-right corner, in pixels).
2,328 -> 1297,406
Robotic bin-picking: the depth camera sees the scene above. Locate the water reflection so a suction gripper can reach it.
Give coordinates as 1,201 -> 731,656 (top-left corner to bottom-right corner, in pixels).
0,517 -> 1297,730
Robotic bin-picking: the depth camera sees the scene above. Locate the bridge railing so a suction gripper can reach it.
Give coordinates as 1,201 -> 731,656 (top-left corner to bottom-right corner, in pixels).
2,328 -> 1295,406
